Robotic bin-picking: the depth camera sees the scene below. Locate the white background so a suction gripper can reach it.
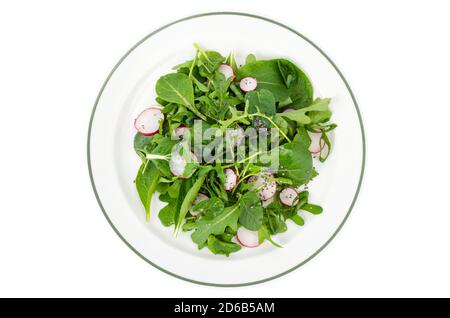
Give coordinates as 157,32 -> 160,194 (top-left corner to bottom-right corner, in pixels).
1,0 -> 449,297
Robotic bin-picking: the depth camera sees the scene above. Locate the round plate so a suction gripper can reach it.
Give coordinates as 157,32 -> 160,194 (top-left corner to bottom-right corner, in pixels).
88,12 -> 365,286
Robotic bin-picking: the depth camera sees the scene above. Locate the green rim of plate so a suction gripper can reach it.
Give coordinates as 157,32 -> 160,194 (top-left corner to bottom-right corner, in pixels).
87,11 -> 366,287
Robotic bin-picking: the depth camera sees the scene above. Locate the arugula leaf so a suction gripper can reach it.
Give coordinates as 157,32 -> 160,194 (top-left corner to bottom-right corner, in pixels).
207,235 -> 241,256
191,204 -> 240,245
191,197 -> 225,217
239,192 -> 263,231
194,44 -> 225,76
135,161 -> 160,220
155,73 -> 206,120
278,98 -> 331,125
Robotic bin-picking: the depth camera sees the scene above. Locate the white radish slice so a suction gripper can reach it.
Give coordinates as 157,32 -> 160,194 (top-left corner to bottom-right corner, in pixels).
173,125 -> 190,140
308,132 -> 326,154
189,193 -> 208,216
224,168 -> 238,191
282,108 -> 295,113
134,108 -> 164,136
218,64 -> 235,79
280,187 -> 299,206
240,77 -> 257,92
237,227 -> 260,248
248,175 -> 277,201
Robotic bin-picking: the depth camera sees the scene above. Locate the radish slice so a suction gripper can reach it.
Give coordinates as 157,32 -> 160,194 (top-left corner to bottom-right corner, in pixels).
189,193 -> 208,216
134,108 -> 164,136
282,108 -> 295,113
218,64 -> 235,79
173,125 -> 190,140
237,227 -> 260,248
308,132 -> 326,154
280,187 -> 299,206
224,168 -> 238,191
248,175 -> 277,201
240,77 -> 257,92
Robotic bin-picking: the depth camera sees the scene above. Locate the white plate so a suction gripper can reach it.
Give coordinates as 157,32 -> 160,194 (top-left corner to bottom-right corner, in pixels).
88,12 -> 365,286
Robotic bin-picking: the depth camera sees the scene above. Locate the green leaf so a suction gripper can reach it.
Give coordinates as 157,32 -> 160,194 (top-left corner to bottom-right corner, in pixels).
191,204 -> 240,245
237,59 -> 313,107
278,98 -> 331,125
245,54 -> 256,65
134,133 -> 153,160
239,192 -> 263,231
246,89 -> 276,116
155,73 -> 206,120
278,134 -> 313,186
268,215 -> 287,234
156,73 -> 194,106
192,197 -> 225,217
291,214 -> 305,226
158,199 -> 176,226
278,60 -> 297,88
300,203 -> 323,214
258,225 -> 282,247
175,175 -> 207,232
149,137 -> 178,177
207,235 -> 241,256
135,162 -> 160,220
226,52 -> 238,74
238,60 -> 290,101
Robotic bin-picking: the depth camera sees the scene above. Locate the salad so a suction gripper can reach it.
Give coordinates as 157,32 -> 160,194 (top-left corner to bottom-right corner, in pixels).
133,44 -> 336,256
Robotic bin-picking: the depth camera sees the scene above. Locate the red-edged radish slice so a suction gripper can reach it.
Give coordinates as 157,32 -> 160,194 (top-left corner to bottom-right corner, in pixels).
218,64 -> 235,79
248,175 -> 277,201
240,77 -> 257,92
308,132 -> 326,154
280,187 -> 299,206
189,193 -> 208,216
173,125 -> 190,140
134,108 -> 164,136
282,108 -> 295,113
224,168 -> 238,191
237,227 -> 260,248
